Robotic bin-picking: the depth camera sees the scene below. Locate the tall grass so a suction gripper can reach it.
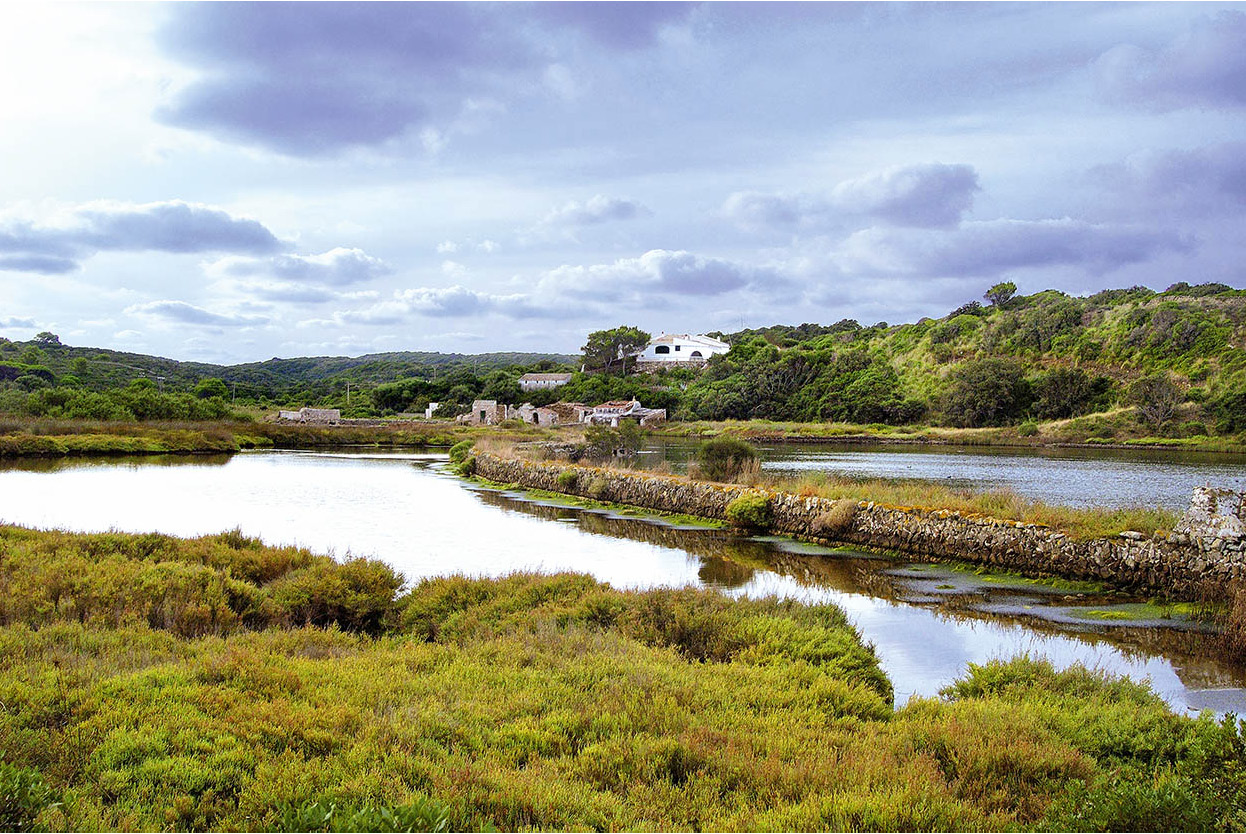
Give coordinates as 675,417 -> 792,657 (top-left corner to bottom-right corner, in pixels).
1,527 -> 1243,831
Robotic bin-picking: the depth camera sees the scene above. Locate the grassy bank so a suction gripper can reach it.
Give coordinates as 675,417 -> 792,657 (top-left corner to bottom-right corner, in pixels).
0,418 -> 568,458
2,526 -> 1244,831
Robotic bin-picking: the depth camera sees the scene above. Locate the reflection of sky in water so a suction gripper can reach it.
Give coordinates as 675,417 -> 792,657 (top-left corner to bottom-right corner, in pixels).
0,450 -> 1241,715
761,449 -> 1246,510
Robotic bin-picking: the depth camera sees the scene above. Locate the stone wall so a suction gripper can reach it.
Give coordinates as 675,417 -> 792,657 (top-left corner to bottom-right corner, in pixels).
473,453 -> 1246,599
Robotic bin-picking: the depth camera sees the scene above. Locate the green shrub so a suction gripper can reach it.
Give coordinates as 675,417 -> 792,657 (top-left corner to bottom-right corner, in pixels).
696,436 -> 759,482
1017,420 -> 1039,437
0,761 -> 59,832
726,493 -> 772,533
555,469 -> 578,491
447,440 -> 474,464
454,455 -> 476,477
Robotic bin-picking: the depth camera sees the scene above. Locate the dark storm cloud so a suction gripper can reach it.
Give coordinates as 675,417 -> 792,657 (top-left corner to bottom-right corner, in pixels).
840,219 -> 1189,279
1097,11 -> 1246,110
156,2 -> 697,156
1089,142 -> 1246,216
127,300 -> 269,327
0,202 -> 284,273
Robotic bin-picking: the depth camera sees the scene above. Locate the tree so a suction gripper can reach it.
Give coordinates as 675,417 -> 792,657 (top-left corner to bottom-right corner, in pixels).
32,331 -> 61,347
194,378 -> 229,399
941,358 -> 1030,427
1126,372 -> 1183,431
581,326 -> 650,375
984,281 -> 1017,307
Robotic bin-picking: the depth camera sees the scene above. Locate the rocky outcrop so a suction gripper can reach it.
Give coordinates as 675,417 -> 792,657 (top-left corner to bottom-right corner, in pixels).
473,454 -> 1246,598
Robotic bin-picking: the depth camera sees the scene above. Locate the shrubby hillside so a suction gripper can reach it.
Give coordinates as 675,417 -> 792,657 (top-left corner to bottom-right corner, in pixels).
0,282 -> 1242,434
680,282 -> 1245,432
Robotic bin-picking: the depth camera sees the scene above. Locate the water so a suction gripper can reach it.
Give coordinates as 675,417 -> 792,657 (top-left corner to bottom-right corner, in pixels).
639,438 -> 1246,510
1,449 -> 1243,714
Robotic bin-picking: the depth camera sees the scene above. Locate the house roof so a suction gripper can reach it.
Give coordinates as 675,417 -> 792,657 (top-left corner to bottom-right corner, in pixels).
647,333 -> 730,349
518,373 -> 573,382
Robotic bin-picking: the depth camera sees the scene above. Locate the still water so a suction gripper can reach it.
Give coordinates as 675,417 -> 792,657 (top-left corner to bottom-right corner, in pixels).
2,450 -> 1244,714
639,439 -> 1246,510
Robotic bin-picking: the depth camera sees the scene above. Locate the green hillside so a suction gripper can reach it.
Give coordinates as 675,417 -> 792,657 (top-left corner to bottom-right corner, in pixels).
679,282 -> 1245,434
1,282 -> 1243,437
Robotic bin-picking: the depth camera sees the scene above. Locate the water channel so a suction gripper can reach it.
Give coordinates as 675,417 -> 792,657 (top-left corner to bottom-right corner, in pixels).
638,438 -> 1246,510
2,449 -> 1245,715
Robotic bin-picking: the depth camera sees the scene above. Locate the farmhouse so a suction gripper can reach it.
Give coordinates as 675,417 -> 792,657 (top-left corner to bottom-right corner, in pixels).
635,333 -> 730,368
518,372 -> 573,392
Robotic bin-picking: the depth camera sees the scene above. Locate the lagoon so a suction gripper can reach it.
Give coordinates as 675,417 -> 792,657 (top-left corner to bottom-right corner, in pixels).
2,449 -> 1244,714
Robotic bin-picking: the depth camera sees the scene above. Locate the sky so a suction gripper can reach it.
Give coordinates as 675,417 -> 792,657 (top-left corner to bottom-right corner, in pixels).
2,1 -> 1245,364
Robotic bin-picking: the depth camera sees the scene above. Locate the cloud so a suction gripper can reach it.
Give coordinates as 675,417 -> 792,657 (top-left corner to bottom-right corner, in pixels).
0,316 -> 37,328
125,300 -> 269,327
0,255 -> 79,275
721,191 -> 833,232
529,2 -> 696,50
541,195 -> 650,228
211,247 -> 391,286
723,163 -> 979,232
155,3 -> 696,156
539,249 -> 777,302
1088,142 -> 1246,216
0,201 -> 283,273
830,163 -> 980,228
1096,11 -> 1246,110
396,285 -> 494,317
835,218 -> 1189,278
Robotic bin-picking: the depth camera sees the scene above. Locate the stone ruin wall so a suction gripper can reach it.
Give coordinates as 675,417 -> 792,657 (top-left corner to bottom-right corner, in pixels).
473,453 -> 1246,599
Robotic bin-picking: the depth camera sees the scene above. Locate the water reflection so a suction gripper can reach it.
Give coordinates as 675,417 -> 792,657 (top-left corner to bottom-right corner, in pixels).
0,453 -> 234,474
0,449 -> 1242,714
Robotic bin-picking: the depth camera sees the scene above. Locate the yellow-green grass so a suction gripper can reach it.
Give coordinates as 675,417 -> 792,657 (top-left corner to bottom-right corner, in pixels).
1,526 -> 1244,831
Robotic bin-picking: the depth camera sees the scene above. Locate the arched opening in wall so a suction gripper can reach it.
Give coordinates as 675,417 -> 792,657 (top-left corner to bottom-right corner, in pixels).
690,351 -> 703,358
655,345 -> 670,354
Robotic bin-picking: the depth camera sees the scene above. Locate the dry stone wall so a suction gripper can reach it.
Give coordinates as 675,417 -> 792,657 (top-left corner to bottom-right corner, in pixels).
474,453 -> 1246,598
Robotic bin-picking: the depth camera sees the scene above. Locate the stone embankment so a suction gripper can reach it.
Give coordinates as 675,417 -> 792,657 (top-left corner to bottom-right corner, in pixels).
473,453 -> 1246,598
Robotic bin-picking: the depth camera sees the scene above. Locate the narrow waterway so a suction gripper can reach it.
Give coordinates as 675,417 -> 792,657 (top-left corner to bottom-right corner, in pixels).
1,449 -> 1243,714
638,438 -> 1246,510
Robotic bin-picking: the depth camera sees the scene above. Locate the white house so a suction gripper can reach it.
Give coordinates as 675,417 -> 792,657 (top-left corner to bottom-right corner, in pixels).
635,333 -> 730,366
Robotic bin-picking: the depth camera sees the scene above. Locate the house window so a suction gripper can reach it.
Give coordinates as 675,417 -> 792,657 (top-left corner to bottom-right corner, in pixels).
674,345 -> 681,351
655,345 -> 670,354
690,350 -> 703,358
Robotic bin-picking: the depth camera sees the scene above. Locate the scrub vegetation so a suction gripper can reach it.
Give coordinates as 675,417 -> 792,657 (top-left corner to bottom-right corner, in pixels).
2,284 -> 1243,451
1,525 -> 1244,831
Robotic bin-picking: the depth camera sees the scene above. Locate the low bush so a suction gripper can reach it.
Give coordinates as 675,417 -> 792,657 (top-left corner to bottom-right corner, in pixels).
725,493 -> 772,533
695,436 -> 759,482
813,498 -> 858,536
555,469 -> 578,491
0,761 -> 59,832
